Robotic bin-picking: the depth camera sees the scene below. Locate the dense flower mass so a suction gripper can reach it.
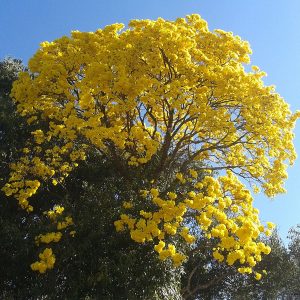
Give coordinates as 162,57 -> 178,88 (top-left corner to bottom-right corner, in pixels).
115,170 -> 273,276
30,248 -> 56,273
2,15 -> 299,275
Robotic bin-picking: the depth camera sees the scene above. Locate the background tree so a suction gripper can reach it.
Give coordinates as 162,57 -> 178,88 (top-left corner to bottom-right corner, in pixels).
285,225 -> 300,298
0,57 -> 38,299
0,57 -> 27,175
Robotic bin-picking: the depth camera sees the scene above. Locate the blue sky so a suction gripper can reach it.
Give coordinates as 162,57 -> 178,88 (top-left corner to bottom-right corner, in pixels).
1,0 -> 299,243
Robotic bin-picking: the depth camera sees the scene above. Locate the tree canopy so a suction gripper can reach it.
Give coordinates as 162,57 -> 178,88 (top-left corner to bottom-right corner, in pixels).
1,14 -> 300,299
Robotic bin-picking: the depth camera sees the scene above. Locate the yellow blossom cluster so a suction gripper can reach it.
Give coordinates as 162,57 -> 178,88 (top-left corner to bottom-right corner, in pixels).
122,201 -> 134,209
2,143 -> 85,211
4,14 -> 299,212
35,232 -> 62,245
2,176 -> 40,211
32,208 -> 74,270
44,205 -> 65,220
57,216 -> 73,230
43,207 -> 74,234
30,248 -> 56,274
154,241 -> 187,267
114,170 -> 275,277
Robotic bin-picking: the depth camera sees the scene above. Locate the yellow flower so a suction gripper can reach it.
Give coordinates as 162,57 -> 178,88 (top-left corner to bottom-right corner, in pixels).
69,230 -> 76,237
123,201 -> 133,209
266,222 -> 276,230
176,173 -> 186,184
154,241 -> 165,253
189,169 -> 198,178
255,272 -> 262,280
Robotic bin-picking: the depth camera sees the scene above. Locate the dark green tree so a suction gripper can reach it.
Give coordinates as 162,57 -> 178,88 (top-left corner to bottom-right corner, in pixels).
285,225 -> 300,299
0,57 -> 37,299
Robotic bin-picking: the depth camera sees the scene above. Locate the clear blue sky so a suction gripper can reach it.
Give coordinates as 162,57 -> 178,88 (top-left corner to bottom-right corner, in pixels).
1,0 -> 299,243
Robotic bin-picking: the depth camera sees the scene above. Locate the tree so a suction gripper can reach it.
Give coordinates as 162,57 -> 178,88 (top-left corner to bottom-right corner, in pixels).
0,58 -> 37,299
1,14 -> 300,298
0,57 -> 27,174
285,225 -> 300,298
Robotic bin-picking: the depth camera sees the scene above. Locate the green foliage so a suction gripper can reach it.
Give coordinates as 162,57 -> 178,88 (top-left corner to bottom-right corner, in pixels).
0,57 -> 40,299
0,57 -> 23,95
286,225 -> 300,298
0,58 -> 28,178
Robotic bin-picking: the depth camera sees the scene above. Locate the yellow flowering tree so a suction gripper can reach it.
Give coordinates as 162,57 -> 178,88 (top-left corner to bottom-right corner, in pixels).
2,14 -> 299,293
